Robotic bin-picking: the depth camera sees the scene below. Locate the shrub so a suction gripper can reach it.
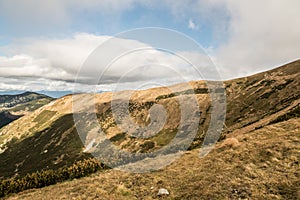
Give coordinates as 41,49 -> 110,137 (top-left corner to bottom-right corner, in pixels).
0,158 -> 108,197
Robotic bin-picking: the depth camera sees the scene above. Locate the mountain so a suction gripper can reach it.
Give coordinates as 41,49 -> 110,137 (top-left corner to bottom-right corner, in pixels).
0,92 -> 54,129
0,92 -> 52,110
0,60 -> 299,199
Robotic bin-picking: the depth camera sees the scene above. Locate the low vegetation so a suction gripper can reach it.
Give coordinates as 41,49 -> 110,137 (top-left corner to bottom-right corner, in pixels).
0,158 -> 107,198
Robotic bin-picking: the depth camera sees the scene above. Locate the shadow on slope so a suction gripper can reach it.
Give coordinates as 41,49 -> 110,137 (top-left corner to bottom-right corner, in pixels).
0,112 -> 23,129
0,114 -> 90,179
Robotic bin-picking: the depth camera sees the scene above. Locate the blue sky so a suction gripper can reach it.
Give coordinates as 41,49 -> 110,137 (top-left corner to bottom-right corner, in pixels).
0,0 -> 299,97
0,2 -> 219,47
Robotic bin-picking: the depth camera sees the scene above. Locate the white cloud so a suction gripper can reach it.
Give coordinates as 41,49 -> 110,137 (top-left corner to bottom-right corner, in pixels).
4,33 -> 110,76
0,33 -> 214,92
212,0 -> 300,78
188,19 -> 198,30
0,55 -> 73,80
0,76 -> 112,93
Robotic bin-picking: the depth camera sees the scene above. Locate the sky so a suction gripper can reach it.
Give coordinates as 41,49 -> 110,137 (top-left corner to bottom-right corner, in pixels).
0,0 -> 299,97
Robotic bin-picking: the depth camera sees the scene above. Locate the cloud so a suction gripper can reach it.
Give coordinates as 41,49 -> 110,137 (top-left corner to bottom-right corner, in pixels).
0,55 -> 74,80
0,0 -> 227,36
213,0 -> 300,78
0,0 -> 69,34
1,0 -> 299,92
0,76 -> 115,93
0,0 -> 135,23
139,0 -> 300,78
188,19 -> 198,30
0,33 -> 214,92
4,33 -> 110,76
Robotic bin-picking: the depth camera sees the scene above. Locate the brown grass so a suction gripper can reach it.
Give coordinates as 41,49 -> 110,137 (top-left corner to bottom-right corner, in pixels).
5,118 -> 300,200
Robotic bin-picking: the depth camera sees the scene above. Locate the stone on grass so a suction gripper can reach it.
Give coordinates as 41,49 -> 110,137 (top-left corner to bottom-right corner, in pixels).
158,188 -> 169,196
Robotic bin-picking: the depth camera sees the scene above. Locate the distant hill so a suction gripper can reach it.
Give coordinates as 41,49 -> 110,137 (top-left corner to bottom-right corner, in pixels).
0,60 -> 299,199
0,92 -> 53,110
0,92 -> 54,129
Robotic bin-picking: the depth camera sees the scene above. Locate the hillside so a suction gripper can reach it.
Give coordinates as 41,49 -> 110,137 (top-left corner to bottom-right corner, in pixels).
225,60 -> 300,134
5,118 -> 299,199
0,92 -> 54,129
0,60 -> 299,198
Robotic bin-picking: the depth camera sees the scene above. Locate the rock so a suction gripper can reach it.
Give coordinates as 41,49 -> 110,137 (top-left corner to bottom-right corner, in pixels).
158,188 -> 169,196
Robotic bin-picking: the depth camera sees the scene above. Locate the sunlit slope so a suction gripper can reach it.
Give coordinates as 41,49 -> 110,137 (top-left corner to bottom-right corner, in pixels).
6,118 -> 299,199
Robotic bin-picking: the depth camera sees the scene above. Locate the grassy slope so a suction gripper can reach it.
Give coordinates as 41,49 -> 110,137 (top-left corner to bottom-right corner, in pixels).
224,59 -> 300,133
0,114 -> 91,178
5,118 -> 299,200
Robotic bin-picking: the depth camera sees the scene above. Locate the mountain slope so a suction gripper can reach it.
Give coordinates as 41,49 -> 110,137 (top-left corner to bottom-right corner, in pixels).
0,60 -> 299,188
5,118 -> 300,199
0,114 -> 91,178
225,60 -> 300,135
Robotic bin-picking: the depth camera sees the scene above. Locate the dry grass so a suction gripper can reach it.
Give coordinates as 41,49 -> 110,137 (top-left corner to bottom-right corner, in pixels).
5,118 -> 300,200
